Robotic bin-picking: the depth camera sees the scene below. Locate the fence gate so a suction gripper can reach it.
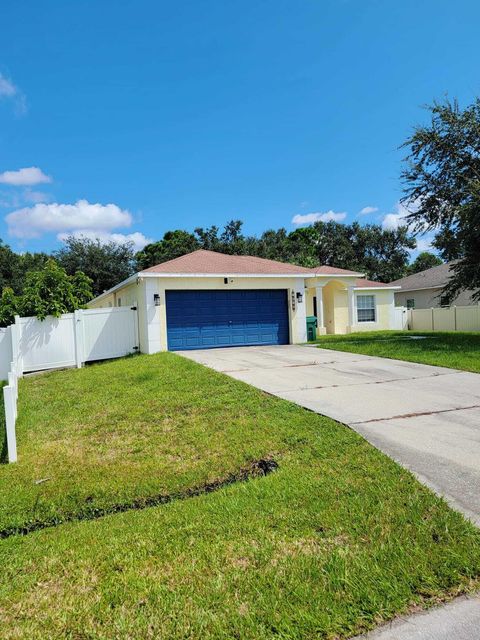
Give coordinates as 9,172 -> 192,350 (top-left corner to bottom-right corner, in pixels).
81,307 -> 139,363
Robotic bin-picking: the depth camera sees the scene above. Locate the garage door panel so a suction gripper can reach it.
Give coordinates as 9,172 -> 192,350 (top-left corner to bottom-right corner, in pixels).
166,289 -> 289,351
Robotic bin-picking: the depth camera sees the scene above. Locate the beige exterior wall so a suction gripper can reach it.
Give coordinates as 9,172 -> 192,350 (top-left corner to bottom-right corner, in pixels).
395,287 -> 476,309
351,289 -> 395,333
88,282 -> 138,309
306,280 -> 395,335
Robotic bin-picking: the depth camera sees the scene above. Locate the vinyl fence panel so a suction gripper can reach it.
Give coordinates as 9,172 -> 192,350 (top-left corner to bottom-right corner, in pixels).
433,307 -> 456,331
19,314 -> 77,373
408,308 -> 433,331
455,305 -> 480,331
408,304 -> 480,332
81,307 -> 139,362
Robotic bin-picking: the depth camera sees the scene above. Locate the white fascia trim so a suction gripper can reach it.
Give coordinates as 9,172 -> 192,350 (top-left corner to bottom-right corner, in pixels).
89,273 -> 139,304
354,286 -> 401,291
313,273 -> 364,279
137,272 -> 317,278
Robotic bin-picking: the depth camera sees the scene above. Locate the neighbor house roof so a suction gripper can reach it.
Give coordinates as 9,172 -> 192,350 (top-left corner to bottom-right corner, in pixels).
390,262 -> 450,292
140,249 -> 364,277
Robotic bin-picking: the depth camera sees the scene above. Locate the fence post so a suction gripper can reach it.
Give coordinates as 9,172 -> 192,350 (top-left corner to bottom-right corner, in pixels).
12,316 -> 23,377
3,385 -> 17,463
431,307 -> 435,331
74,309 -> 84,368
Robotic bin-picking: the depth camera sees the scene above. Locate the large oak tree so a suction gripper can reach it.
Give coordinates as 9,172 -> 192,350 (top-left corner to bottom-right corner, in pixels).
401,98 -> 480,300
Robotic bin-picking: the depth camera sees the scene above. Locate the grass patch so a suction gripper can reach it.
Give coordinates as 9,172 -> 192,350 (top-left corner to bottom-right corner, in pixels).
0,352 -> 479,638
0,353 -> 302,534
313,331 -> 480,373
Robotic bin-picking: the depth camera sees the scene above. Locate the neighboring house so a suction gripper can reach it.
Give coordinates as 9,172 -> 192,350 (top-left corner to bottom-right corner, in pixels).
88,249 -> 399,352
391,262 -> 477,309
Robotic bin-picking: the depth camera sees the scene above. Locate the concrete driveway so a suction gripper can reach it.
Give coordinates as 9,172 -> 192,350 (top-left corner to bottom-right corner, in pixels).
182,344 -> 480,525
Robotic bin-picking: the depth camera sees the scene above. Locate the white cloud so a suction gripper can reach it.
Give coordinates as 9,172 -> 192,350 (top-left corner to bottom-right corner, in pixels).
58,230 -> 152,252
381,201 -> 419,230
292,210 -> 347,225
0,73 -> 27,115
6,199 -> 132,239
0,166 -> 52,186
23,189 -> 51,204
0,74 -> 16,98
358,205 -> 378,216
413,235 -> 435,253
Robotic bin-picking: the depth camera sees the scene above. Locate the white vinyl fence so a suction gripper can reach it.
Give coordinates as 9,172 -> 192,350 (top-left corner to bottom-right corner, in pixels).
408,304 -> 480,332
2,306 -> 139,463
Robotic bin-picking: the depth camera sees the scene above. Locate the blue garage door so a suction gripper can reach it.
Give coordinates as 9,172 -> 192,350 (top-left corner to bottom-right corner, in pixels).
166,289 -> 289,351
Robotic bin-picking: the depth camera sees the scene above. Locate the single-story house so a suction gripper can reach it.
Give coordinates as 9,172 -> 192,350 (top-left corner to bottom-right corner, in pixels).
88,249 -> 400,352
391,262 -> 477,309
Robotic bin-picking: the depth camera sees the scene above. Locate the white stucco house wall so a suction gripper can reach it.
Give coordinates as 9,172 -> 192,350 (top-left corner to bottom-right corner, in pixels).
88,250 -> 400,353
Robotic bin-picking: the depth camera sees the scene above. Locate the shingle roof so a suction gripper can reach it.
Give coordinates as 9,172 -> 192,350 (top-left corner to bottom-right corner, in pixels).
140,249 -> 364,276
315,265 -> 363,276
355,277 -> 393,288
389,262 -> 450,291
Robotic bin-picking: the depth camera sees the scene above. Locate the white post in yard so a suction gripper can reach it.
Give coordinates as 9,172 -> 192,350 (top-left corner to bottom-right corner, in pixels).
315,285 -> 326,336
74,309 -> 85,368
3,385 -> 17,463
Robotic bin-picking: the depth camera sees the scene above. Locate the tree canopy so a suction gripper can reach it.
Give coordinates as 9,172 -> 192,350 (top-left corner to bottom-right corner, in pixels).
0,259 -> 93,327
54,236 -> 136,297
406,251 -> 443,275
401,97 -> 480,300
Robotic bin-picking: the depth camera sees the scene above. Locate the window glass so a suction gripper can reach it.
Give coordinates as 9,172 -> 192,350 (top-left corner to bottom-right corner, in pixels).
406,299 -> 415,309
357,295 -> 375,322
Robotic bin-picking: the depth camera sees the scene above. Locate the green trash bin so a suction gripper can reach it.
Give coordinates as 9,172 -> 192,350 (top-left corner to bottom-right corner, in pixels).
306,316 -> 317,341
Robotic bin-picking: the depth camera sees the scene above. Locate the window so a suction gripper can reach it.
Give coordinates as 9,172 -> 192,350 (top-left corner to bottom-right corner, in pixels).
357,295 -> 376,323
440,295 -> 449,307
406,298 -> 415,309
117,297 -> 122,307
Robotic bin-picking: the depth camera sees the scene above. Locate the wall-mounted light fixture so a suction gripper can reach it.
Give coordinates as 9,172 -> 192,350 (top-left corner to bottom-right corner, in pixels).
153,293 -> 161,306
296,291 -> 303,303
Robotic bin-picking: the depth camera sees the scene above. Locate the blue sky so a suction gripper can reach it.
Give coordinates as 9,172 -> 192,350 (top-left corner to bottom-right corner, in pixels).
1,0 -> 479,255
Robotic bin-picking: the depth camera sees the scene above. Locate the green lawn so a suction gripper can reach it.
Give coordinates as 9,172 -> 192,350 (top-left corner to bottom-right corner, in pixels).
0,353 -> 479,639
313,330 -> 480,373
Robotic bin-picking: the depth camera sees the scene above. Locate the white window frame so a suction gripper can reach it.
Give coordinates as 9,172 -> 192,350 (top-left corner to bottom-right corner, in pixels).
356,294 -> 376,323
